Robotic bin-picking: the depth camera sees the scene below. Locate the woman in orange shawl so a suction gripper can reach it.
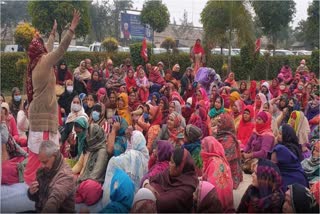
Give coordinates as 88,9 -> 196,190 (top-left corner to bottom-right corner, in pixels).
201,136 -> 235,212
116,93 -> 132,125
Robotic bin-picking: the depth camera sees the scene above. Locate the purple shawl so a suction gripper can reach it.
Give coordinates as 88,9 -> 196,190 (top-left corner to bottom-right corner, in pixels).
140,140 -> 173,185
195,67 -> 218,94
270,144 -> 309,189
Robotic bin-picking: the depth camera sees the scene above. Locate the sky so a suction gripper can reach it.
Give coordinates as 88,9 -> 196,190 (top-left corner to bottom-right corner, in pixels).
130,0 -> 310,28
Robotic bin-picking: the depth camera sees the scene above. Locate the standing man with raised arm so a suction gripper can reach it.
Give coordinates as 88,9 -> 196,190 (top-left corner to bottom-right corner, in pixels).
24,9 -> 81,185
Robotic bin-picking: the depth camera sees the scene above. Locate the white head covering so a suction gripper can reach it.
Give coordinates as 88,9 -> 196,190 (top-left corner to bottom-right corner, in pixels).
133,188 -> 157,205
186,97 -> 193,106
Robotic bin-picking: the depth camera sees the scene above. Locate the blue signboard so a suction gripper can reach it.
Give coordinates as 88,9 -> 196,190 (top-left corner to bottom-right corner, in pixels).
120,13 -> 152,41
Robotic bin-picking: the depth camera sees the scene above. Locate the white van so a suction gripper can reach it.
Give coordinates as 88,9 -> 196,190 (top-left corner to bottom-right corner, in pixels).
89,42 -> 102,52
4,44 -> 24,52
274,49 -> 294,56
211,48 -> 237,56
53,42 -> 90,52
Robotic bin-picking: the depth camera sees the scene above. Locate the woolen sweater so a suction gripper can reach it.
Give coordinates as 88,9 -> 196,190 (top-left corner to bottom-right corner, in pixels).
28,30 -> 74,133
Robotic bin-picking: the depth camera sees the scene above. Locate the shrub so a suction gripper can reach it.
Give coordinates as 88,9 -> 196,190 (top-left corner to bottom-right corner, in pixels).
240,43 -> 255,80
129,42 -> 152,66
1,53 -> 26,92
101,37 -> 119,53
160,37 -> 176,51
14,22 -> 36,50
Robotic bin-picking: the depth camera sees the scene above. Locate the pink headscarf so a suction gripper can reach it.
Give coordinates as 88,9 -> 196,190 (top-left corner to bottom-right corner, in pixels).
198,181 -> 215,203
97,87 -> 107,101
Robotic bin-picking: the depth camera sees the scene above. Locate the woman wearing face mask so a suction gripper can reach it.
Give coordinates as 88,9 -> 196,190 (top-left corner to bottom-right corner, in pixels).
9,87 -> 22,121
85,93 -> 98,117
60,95 -> 88,156
58,80 -> 77,118
90,104 -> 111,141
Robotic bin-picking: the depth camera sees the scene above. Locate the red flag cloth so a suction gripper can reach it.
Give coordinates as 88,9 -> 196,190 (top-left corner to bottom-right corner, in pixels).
140,37 -> 148,62
255,38 -> 261,52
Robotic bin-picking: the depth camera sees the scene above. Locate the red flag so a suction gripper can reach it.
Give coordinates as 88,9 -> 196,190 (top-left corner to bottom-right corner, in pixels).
140,37 -> 148,62
255,38 -> 261,52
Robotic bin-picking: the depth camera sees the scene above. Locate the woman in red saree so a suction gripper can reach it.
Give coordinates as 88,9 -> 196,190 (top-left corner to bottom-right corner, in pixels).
201,136 -> 235,212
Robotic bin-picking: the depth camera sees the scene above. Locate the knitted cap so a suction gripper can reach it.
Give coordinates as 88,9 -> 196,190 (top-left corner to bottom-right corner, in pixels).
185,124 -> 202,142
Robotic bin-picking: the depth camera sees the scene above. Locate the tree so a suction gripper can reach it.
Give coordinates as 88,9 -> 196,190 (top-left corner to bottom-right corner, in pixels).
293,20 -> 307,43
201,0 -> 254,73
251,0 -> 296,47
305,0 -> 319,49
28,1 -> 91,42
140,0 -> 170,33
1,1 -> 29,27
160,37 -> 176,51
89,1 -> 112,42
14,22 -> 36,50
172,10 -> 194,39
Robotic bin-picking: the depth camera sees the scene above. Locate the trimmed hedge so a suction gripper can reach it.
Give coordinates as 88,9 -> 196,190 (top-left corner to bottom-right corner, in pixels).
1,51 -> 314,92
1,52 -> 26,93
130,42 -> 153,67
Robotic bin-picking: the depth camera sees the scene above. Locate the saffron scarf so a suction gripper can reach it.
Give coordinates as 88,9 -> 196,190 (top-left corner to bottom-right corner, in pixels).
117,93 -> 132,125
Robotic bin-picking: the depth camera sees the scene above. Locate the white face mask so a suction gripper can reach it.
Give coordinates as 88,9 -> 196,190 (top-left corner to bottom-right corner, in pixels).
66,86 -> 73,93
300,64 -> 304,67
71,103 -> 81,112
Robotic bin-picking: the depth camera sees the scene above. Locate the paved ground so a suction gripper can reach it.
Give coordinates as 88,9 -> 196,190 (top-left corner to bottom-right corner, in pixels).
233,173 -> 251,209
